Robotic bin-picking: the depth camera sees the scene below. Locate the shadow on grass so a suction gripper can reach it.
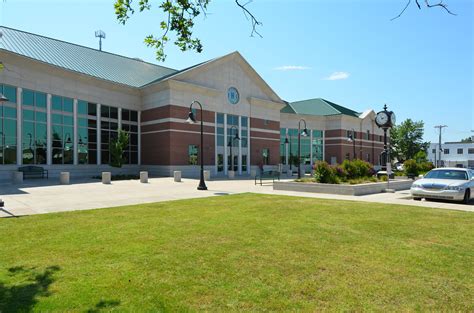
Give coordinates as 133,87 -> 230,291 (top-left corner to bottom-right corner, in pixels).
0,265 -> 60,312
86,299 -> 121,313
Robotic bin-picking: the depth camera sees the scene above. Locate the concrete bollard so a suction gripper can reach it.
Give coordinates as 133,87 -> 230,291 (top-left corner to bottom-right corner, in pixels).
12,171 -> 23,184
228,170 -> 235,179
203,170 -> 211,181
60,172 -> 70,185
140,171 -> 148,183
174,171 -> 182,182
102,172 -> 111,184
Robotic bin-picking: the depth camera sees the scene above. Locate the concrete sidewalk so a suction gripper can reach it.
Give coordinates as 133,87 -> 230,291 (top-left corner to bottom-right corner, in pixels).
1,177 -> 473,218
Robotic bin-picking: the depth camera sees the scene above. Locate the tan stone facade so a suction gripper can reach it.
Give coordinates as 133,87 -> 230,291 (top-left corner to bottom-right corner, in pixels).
0,29 -> 388,180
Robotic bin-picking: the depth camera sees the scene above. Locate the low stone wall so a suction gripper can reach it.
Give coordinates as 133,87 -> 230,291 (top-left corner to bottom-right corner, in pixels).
273,179 -> 414,196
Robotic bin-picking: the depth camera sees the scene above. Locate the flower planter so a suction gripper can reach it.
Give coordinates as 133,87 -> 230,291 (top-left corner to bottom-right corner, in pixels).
273,179 -> 413,196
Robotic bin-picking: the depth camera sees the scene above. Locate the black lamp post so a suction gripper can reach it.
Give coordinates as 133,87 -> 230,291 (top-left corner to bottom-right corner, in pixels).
186,100 -> 207,190
284,136 -> 292,172
347,128 -> 356,160
297,119 -> 309,179
227,125 -> 240,173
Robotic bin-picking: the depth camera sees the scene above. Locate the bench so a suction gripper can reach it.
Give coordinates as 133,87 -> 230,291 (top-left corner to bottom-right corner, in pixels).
18,166 -> 48,179
255,170 -> 280,185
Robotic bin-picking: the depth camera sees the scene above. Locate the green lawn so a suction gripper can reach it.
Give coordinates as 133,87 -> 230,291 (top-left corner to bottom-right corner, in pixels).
1,194 -> 473,312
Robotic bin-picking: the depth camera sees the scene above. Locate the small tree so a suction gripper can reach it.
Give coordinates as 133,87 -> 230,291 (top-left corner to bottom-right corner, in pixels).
110,129 -> 130,168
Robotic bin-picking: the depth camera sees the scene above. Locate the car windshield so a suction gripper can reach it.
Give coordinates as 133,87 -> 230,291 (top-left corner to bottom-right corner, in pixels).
424,170 -> 468,180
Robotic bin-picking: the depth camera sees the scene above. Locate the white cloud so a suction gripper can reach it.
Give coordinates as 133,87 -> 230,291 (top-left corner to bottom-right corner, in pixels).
324,71 -> 350,80
273,65 -> 311,71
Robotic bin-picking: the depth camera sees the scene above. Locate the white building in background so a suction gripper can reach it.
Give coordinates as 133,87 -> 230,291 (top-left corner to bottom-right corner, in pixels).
428,137 -> 474,168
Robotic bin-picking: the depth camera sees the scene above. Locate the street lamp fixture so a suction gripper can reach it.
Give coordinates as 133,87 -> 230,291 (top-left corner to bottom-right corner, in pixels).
298,119 -> 309,179
0,93 -> 8,102
186,100 -> 207,190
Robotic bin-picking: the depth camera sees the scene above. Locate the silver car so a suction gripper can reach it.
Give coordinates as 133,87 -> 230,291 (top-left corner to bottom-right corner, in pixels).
410,168 -> 474,204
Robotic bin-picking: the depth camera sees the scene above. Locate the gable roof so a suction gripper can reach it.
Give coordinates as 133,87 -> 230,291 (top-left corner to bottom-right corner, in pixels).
282,98 -> 361,118
0,26 -> 178,87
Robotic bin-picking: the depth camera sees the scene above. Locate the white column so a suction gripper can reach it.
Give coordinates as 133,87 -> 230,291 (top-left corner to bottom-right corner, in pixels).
322,130 -> 326,162
238,116 -> 242,175
285,128 -> 289,166
223,113 -> 228,175
137,111 -> 141,166
46,94 -> 52,165
97,103 -> 101,165
118,107 -> 122,130
73,99 -> 78,165
310,128 -> 313,167
16,87 -> 22,165
214,112 -> 217,175
247,116 -> 251,174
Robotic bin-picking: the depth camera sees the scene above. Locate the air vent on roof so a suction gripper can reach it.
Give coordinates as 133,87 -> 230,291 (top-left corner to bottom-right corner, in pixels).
133,57 -> 144,62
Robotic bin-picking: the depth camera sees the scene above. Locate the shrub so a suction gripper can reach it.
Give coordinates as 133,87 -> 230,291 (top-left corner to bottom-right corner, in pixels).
404,159 -> 419,176
313,161 -> 339,184
341,159 -> 375,179
419,161 -> 434,173
333,165 -> 348,180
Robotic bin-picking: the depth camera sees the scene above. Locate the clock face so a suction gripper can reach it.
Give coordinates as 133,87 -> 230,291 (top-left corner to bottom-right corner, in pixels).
390,112 -> 396,125
227,87 -> 239,105
376,112 -> 389,126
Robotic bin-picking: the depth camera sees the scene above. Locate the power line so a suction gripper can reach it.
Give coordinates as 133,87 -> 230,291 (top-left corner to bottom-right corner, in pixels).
434,125 -> 448,168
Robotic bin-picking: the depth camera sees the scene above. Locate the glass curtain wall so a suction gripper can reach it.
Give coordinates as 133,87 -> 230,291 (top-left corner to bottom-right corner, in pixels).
77,100 -> 98,164
312,130 -> 324,163
241,116 -> 248,172
227,114 -> 239,171
100,105 -> 118,165
51,95 -> 74,164
121,109 -> 138,164
0,84 -> 17,164
287,128 -> 310,166
22,89 -> 47,164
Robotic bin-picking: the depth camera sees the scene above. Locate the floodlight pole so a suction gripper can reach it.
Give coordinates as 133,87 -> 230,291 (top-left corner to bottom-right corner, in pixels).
189,100 -> 207,190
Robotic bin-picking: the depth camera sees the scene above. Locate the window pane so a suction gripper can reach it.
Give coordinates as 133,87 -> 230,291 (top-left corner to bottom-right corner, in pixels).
130,110 -> 138,122
4,85 -> 17,103
110,107 -> 118,120
88,102 -> 97,116
63,115 -> 74,126
52,95 -> 62,111
35,92 -> 47,108
22,89 -> 34,106
63,127 -> 73,142
122,109 -> 130,121
52,114 -> 62,125
36,111 -> 47,123
101,105 -> 109,118
23,109 -> 35,121
4,106 -> 17,119
78,100 -> 88,115
4,119 -> 16,137
78,118 -> 87,128
63,98 -> 73,112
36,123 -> 47,146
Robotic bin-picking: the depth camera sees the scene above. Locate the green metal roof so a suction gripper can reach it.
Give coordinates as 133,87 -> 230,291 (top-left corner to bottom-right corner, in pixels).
282,98 -> 361,118
0,26 -> 178,87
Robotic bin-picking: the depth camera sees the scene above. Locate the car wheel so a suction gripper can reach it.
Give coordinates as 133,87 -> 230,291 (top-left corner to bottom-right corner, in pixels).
462,189 -> 470,205
413,197 -> 421,201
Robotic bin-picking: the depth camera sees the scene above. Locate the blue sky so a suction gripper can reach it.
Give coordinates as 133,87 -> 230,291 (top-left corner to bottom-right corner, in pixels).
1,0 -> 472,143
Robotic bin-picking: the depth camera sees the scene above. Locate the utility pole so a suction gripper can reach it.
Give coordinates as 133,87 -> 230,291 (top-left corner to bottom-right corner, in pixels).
434,125 -> 447,168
